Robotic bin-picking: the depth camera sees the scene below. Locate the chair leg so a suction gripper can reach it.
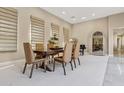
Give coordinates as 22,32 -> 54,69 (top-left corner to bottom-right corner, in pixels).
29,64 -> 34,78
53,60 -> 55,72
49,56 -> 51,64
44,62 -> 47,73
78,58 -> 81,65
49,61 -> 51,64
73,59 -> 76,68
62,62 -> 66,75
23,63 -> 27,74
70,61 -> 73,71
65,63 -> 67,66
36,64 -> 38,69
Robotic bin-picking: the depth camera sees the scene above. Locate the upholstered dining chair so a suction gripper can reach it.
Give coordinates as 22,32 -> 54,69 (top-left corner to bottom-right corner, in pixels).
72,42 -> 81,68
23,43 -> 47,78
53,42 -> 73,75
35,43 -> 44,59
36,43 -> 44,51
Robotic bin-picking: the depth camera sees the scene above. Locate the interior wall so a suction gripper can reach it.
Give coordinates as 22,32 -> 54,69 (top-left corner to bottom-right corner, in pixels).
72,17 -> 108,54
72,12 -> 124,56
0,7 -> 72,62
1,8 -> 124,62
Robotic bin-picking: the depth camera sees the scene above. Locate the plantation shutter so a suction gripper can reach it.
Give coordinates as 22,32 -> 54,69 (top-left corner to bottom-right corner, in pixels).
31,16 -> 45,49
51,23 -> 59,38
63,27 -> 69,43
0,7 -> 17,52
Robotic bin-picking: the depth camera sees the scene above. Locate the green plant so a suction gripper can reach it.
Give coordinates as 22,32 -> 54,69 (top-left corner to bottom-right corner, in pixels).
48,34 -> 59,44
48,40 -> 56,44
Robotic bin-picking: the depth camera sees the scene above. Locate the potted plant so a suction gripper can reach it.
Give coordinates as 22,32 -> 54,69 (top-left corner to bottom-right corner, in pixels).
48,34 -> 59,48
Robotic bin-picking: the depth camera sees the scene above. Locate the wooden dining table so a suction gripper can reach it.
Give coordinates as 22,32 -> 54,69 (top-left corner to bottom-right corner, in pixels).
33,47 -> 64,72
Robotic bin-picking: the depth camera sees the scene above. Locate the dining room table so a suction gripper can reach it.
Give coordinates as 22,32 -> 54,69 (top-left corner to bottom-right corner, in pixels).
33,47 -> 64,72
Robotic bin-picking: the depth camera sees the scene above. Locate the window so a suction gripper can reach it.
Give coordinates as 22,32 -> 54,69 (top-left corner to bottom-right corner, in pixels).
0,8 -> 17,52
51,23 -> 59,38
31,16 -> 45,49
63,27 -> 69,43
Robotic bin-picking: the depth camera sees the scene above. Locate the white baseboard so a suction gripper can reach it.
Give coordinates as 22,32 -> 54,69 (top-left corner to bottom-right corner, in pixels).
0,59 -> 25,67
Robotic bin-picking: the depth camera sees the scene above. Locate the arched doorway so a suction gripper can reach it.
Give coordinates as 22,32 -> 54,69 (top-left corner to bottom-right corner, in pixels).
92,31 -> 103,55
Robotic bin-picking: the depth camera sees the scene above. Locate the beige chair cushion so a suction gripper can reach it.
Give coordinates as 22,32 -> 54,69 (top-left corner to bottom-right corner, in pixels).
23,43 -> 46,65
36,43 -> 44,51
73,42 -> 80,59
54,42 -> 73,63
54,56 -> 63,63
23,43 -> 35,64
63,42 -> 73,63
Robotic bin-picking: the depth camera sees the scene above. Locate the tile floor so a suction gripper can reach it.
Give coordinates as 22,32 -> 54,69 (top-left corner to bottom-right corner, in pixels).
103,56 -> 124,86
0,55 -> 123,86
0,55 -> 109,86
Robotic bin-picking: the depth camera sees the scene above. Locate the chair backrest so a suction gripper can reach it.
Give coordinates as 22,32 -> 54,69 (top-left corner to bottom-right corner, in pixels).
23,43 -> 34,64
36,43 -> 44,51
73,42 -> 80,59
63,42 -> 73,63
47,43 -> 54,50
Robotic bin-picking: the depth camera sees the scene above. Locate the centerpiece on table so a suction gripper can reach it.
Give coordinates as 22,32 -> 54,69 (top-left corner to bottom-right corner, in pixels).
48,34 -> 59,48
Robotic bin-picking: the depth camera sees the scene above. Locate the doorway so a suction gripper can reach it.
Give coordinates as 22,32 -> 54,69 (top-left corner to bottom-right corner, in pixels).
92,31 -> 103,55
113,29 -> 124,57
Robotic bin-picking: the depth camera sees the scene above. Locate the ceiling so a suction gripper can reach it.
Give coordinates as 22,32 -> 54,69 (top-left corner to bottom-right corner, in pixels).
41,7 -> 124,24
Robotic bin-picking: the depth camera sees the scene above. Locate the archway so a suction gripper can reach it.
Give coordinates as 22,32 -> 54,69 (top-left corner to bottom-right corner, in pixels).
113,28 -> 124,57
92,31 -> 103,55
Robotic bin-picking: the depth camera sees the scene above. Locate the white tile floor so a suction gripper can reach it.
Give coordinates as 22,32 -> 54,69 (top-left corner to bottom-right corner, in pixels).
92,50 -> 104,56
0,55 -> 109,86
103,56 -> 124,86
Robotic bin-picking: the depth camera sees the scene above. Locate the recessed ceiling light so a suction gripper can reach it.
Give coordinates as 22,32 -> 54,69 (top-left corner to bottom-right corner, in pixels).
62,11 -> 66,15
92,13 -> 95,16
81,17 -> 87,19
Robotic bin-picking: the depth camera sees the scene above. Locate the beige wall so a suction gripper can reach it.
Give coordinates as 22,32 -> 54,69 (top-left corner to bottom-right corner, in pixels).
72,18 -> 108,54
108,13 -> 124,55
72,12 -> 124,55
0,7 -> 72,62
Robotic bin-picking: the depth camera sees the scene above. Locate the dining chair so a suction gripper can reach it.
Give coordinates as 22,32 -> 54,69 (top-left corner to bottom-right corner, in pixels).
35,43 -> 44,59
72,42 -> 81,68
36,43 -> 44,51
23,43 -> 47,78
53,42 -> 73,75
47,43 -> 61,63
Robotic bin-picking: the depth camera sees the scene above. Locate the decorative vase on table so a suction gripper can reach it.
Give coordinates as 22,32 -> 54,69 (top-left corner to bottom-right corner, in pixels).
48,34 -> 59,48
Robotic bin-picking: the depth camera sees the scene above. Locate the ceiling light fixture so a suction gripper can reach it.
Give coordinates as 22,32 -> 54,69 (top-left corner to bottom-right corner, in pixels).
62,11 -> 66,15
92,13 -> 95,16
81,17 -> 87,19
